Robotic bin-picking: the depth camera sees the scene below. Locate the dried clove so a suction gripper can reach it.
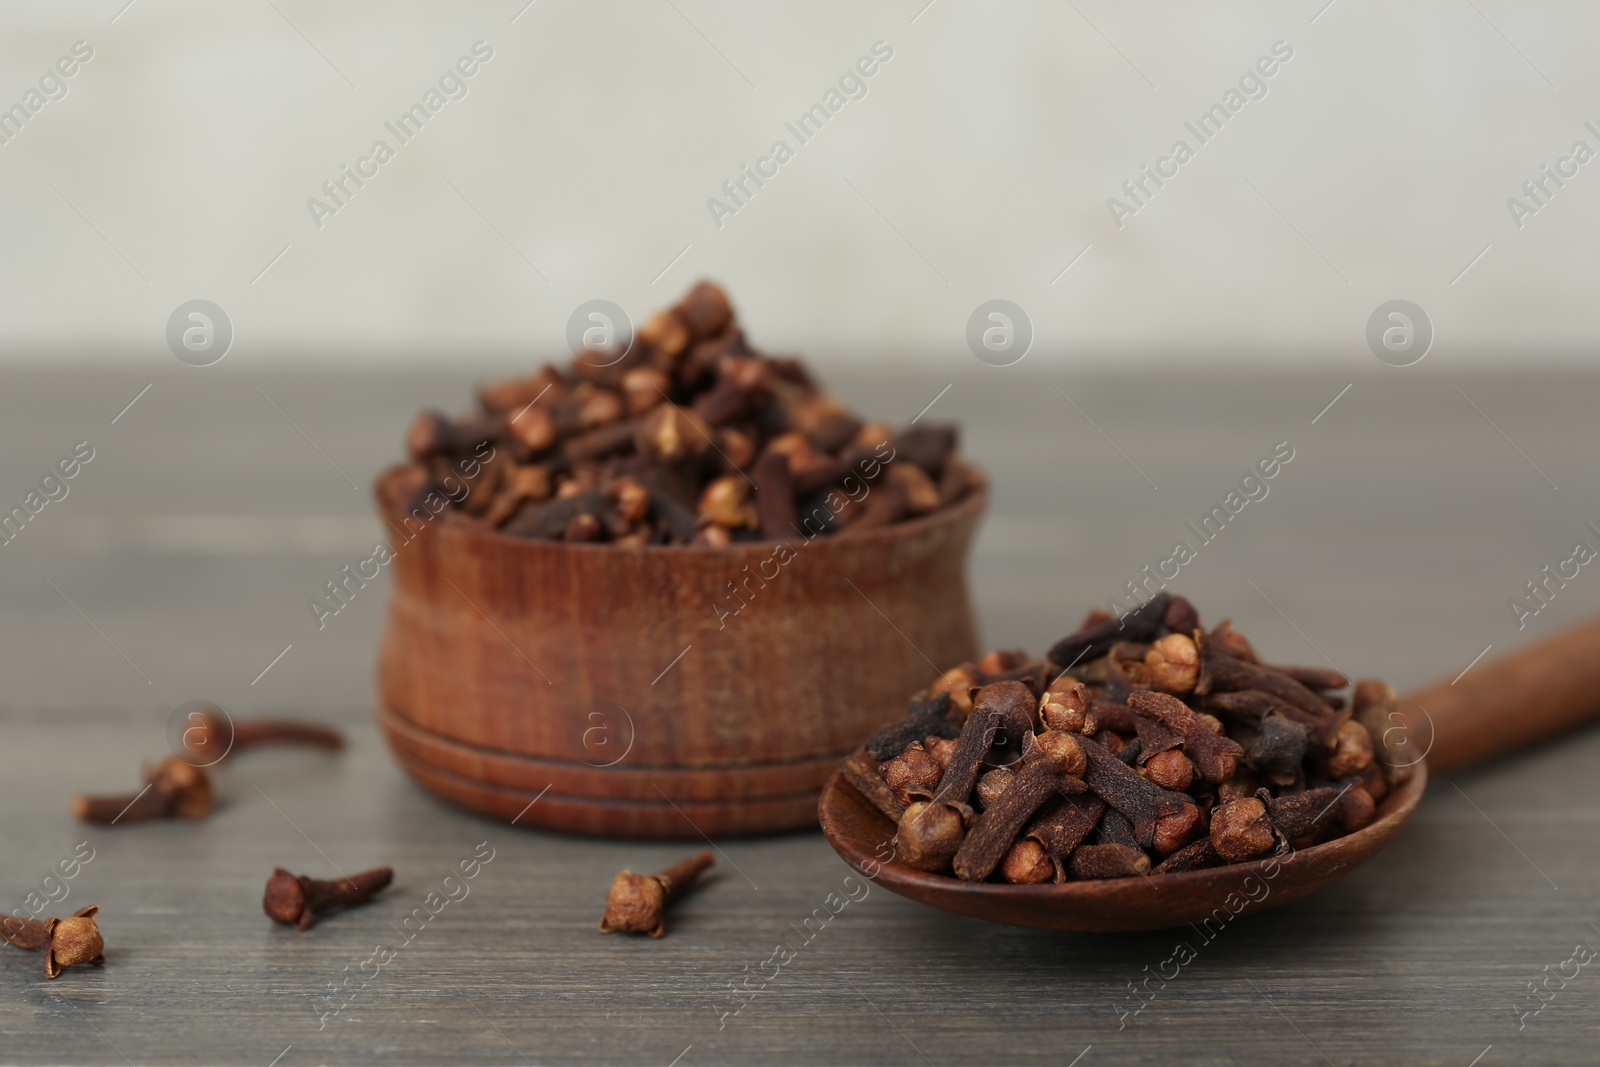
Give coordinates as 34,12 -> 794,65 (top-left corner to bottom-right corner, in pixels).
1095,808 -> 1140,850
952,732 -> 1086,881
1024,793 -> 1105,881
999,839 -> 1055,884
1205,649 -> 1336,722
928,664 -> 981,718
1039,677 -> 1097,734
974,766 -> 1016,811
841,750 -> 907,822
880,741 -> 944,806
73,756 -> 212,825
892,424 -> 957,479
1142,749 -> 1195,792
1245,714 -> 1309,782
1133,716 -> 1184,762
892,688 -> 1030,872
1325,719 -> 1375,779
923,735 -> 958,769
1335,783 -> 1376,831
1163,595 -> 1201,638
1209,797 -> 1279,863
504,490 -> 609,542
1047,593 -> 1171,669
1351,680 -> 1418,787
1069,844 -> 1151,880
1267,786 -> 1351,840
894,799 -> 970,873
1079,736 -> 1190,850
1,907 -> 104,978
1207,688 -> 1329,740
599,851 -> 714,938
1277,665 -> 1349,690
864,692 -> 959,761
1144,633 -> 1201,694
182,708 -> 345,764
264,866 -> 394,931
1152,838 -> 1222,874
937,682 -> 1036,803
1128,690 -> 1243,784
388,282 -> 977,546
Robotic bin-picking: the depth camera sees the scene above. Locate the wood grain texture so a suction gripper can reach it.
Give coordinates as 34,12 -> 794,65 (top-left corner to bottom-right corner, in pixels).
3,367 -> 1600,1066
374,469 -> 985,836
1408,617 -> 1600,773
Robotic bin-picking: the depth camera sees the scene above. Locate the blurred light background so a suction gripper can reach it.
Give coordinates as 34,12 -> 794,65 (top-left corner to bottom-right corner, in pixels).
2,0 -> 1596,720
2,0 -> 1597,367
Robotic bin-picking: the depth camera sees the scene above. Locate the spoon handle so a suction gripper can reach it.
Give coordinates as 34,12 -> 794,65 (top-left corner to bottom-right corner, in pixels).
1404,617 -> 1600,773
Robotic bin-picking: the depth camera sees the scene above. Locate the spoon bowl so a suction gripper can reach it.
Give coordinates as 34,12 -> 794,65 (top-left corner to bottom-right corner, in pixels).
819,614 -> 1600,932
819,758 -> 1426,932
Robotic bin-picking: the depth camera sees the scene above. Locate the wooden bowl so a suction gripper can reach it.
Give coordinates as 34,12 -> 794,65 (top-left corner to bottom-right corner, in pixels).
373,468 -> 986,838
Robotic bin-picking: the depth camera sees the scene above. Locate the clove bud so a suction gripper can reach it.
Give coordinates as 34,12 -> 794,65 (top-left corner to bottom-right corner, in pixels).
264,866 -> 393,931
880,741 -> 944,806
599,851 -> 714,938
73,755 -> 212,825
1209,797 -> 1278,863
182,707 -> 345,765
999,839 -> 1055,884
894,800 -> 970,873
1,906 -> 104,978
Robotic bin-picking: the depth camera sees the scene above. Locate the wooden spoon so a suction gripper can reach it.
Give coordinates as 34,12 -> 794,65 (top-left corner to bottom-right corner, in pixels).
819,619 -> 1600,932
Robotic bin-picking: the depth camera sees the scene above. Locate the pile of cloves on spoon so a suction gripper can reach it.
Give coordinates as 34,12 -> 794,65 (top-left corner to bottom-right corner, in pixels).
844,593 -> 1407,883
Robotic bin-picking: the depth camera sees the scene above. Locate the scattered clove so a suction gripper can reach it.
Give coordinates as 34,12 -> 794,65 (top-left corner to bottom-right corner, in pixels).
1,906 -> 104,978
598,851 -> 714,938
182,707 -> 345,765
73,755 -> 212,825
850,594 -> 1392,882
264,866 -> 394,931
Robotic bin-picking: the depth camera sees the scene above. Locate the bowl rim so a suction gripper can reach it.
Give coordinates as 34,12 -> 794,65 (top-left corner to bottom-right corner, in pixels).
373,462 -> 989,556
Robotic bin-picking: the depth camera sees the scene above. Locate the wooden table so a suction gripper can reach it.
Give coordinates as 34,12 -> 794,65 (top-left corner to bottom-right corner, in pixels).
2,364 -> 1595,1066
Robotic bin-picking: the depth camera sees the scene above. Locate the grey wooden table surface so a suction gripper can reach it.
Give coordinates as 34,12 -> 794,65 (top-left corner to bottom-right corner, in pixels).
3,363 -> 1599,1066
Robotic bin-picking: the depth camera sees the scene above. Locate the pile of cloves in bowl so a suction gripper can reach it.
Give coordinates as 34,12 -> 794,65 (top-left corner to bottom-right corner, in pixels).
392,281 -> 981,545
842,593 -> 1413,882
